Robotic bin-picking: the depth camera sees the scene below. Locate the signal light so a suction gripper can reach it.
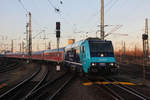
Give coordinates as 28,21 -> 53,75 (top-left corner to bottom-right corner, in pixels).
56,22 -> 60,30
142,34 -> 148,40
56,30 -> 60,38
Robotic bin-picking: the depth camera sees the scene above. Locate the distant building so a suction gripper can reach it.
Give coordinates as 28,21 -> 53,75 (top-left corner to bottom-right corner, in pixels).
0,50 -> 11,54
68,39 -> 75,45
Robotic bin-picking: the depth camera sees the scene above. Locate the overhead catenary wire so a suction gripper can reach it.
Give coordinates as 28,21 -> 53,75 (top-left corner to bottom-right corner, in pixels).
84,0 -> 118,24
47,0 -> 60,12
72,0 -> 119,37
17,0 -> 50,53
18,0 -> 28,13
105,0 -> 119,13
105,0 -> 114,8
46,0 -> 78,39
18,0 -> 45,32
83,0 -> 118,29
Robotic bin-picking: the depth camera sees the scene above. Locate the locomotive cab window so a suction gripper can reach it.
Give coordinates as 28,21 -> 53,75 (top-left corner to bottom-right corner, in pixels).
89,41 -> 114,57
82,46 -> 85,53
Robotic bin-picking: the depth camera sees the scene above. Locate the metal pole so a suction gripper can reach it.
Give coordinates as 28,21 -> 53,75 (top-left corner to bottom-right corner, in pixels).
143,18 -> 149,61
48,42 -> 51,49
11,40 -> 13,53
57,38 -> 60,63
135,45 -> 136,59
142,18 -> 149,85
145,18 -> 148,35
56,22 -> 61,71
101,0 -> 104,40
142,33 -> 145,85
22,41 -> 24,53
20,43 -> 22,52
145,18 -> 149,59
143,60 -> 146,85
45,40 -> 46,50
96,31 -> 98,38
124,42 -> 126,57
26,23 -> 28,53
56,37 -> 61,71
28,12 -> 32,60
122,41 -> 123,58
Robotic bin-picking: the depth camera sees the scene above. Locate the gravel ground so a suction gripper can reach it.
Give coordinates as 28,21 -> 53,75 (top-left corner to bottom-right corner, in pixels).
48,62 -> 150,100
45,63 -> 66,83
54,76 -> 115,100
111,62 -> 150,97
1,58 -> 150,100
115,62 -> 150,84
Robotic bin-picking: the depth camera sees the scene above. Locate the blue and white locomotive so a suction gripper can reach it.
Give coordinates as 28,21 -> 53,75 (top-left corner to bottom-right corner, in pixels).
64,37 -> 119,74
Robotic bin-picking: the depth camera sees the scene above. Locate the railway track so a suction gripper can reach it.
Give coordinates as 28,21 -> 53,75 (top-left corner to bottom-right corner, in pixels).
96,77 -> 150,100
26,72 -> 75,100
0,62 -> 20,73
0,64 -> 48,100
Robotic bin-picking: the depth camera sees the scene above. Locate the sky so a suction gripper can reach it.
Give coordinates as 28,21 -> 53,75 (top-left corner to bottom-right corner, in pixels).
0,0 -> 150,52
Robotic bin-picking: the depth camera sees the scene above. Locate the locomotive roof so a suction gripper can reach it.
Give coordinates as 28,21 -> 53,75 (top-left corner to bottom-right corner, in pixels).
5,48 -> 65,55
44,48 -> 64,53
6,52 -> 28,55
32,48 -> 64,54
86,37 -> 111,42
65,39 -> 85,49
65,37 -> 112,49
32,51 -> 44,54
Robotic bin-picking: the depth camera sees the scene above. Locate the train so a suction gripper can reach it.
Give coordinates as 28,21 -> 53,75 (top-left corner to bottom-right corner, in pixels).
2,37 -> 119,74
4,48 -> 64,62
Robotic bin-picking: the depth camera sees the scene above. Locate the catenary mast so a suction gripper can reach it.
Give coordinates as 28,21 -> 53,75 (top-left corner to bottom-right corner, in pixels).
101,0 -> 105,40
28,12 -> 32,60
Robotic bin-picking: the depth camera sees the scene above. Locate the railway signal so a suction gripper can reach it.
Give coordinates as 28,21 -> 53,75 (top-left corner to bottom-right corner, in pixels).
56,22 -> 60,30
56,22 -> 60,38
142,18 -> 149,62
56,22 -> 61,71
56,30 -> 60,38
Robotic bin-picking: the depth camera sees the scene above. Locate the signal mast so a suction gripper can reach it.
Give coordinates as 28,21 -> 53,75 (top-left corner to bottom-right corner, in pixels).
142,18 -> 149,61
142,18 -> 149,84
56,22 -> 61,71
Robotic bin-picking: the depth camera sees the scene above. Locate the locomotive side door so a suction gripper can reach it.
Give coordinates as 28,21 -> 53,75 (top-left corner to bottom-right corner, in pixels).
80,45 -> 87,72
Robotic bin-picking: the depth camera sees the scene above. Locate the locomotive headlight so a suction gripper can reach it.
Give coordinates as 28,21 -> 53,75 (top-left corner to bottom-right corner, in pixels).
109,63 -> 114,66
91,63 -> 96,66
100,54 -> 104,57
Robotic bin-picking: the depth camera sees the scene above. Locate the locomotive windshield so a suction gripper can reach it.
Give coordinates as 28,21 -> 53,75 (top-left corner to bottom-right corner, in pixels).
89,41 -> 114,57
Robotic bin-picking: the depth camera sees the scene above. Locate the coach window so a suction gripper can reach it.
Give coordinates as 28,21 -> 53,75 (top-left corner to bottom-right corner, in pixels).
76,47 -> 80,63
58,53 -> 61,57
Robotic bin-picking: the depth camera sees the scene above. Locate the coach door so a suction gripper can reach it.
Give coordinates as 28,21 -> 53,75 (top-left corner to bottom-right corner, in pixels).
81,46 -> 86,65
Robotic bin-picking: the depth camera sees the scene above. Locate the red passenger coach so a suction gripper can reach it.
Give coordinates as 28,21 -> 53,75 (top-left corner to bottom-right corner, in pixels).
5,48 -> 65,63
5,52 -> 26,59
32,51 -> 44,60
43,48 -> 64,62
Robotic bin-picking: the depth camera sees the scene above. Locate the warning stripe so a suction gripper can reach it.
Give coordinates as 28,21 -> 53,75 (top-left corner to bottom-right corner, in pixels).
83,81 -> 136,86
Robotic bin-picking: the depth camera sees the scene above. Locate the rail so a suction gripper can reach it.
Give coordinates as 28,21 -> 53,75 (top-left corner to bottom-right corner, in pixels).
0,65 -> 41,100
102,77 -> 150,100
26,72 -> 75,100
